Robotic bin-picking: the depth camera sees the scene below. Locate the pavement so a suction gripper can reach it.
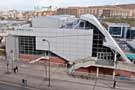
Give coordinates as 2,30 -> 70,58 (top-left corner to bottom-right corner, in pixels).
0,59 -> 135,90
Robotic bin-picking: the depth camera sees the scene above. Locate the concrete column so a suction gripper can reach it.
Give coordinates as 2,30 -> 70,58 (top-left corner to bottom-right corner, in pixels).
6,35 -> 19,62
96,67 -> 99,78
113,51 -> 117,80
113,69 -> 115,80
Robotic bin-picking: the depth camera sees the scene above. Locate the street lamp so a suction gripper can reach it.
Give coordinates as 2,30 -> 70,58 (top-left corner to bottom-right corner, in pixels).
10,50 -> 14,70
5,50 -> 14,74
42,39 -> 51,87
5,50 -> 10,74
113,50 -> 118,88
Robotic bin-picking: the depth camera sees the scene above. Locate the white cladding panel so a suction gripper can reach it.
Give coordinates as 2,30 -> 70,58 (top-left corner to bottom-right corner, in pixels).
6,35 -> 19,61
36,28 -> 93,61
32,17 -> 63,28
32,16 -> 77,28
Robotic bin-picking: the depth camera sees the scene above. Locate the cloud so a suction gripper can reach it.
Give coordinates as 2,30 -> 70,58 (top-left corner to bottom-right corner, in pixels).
36,0 -> 92,7
36,0 -> 135,7
0,0 -> 34,10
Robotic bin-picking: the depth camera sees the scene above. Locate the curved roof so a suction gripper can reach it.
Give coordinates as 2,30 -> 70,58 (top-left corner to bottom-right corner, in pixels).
80,14 -> 131,63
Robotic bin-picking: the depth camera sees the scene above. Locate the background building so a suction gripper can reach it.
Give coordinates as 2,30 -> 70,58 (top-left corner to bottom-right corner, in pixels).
57,4 -> 135,18
107,23 -> 130,38
107,23 -> 135,64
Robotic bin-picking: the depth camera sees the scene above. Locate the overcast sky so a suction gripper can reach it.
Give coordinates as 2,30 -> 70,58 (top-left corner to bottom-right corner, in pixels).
0,0 -> 135,11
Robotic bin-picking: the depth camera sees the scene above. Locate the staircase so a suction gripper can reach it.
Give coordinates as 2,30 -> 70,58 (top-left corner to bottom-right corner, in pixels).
68,57 -> 97,74
69,57 -> 135,74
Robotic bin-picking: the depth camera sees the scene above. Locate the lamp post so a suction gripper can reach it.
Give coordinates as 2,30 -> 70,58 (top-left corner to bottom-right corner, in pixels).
113,50 -> 118,88
42,39 -> 51,87
5,50 -> 10,74
9,50 -> 14,71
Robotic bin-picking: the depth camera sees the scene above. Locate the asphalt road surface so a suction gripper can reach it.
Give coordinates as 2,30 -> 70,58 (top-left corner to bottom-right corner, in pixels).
0,82 -> 35,90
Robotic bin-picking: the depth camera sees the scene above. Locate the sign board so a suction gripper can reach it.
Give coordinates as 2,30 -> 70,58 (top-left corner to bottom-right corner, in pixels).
16,28 -> 33,31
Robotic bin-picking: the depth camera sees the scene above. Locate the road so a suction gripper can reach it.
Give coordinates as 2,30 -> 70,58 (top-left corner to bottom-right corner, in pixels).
0,82 -> 35,90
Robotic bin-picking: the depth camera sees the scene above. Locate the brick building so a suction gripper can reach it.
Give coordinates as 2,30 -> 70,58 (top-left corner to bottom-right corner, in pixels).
57,4 -> 135,18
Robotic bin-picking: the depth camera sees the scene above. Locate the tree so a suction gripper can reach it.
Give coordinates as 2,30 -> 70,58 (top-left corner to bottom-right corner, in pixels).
0,16 -> 5,20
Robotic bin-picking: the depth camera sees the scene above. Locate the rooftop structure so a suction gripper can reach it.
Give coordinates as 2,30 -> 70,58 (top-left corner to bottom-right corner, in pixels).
32,15 -> 76,28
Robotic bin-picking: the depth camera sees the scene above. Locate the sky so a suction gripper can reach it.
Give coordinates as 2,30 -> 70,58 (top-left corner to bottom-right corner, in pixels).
0,0 -> 135,11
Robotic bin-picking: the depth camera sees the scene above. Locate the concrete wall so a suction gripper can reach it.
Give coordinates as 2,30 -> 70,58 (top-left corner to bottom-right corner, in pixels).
75,66 -> 132,78
76,66 -> 113,75
32,17 -> 62,28
6,35 -> 19,62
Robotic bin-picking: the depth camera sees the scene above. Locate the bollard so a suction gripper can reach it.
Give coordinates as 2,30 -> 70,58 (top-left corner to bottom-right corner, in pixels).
24,79 -> 27,87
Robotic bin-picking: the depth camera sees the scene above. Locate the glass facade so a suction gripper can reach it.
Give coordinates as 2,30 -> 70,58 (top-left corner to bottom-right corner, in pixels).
18,36 -> 44,55
109,27 -> 122,36
127,30 -> 135,39
91,23 -> 114,60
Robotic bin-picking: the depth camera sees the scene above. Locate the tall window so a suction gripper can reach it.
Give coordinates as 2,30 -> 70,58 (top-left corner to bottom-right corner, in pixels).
92,23 -> 114,60
18,36 -> 44,55
109,27 -> 122,37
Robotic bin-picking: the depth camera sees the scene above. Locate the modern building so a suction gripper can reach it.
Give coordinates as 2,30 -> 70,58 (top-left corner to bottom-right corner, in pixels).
5,14 -> 135,78
107,23 -> 135,39
107,23 -> 135,64
107,23 -> 130,38
127,27 -> 135,39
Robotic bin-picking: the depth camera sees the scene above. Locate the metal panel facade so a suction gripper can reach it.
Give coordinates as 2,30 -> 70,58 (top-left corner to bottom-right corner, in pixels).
36,28 -> 93,61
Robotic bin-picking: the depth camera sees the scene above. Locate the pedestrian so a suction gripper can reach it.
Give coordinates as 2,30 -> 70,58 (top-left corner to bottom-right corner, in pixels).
113,80 -> 116,88
22,79 -> 25,86
67,63 -> 70,68
22,79 -> 27,86
13,67 -> 16,73
6,62 -> 9,67
15,66 -> 18,72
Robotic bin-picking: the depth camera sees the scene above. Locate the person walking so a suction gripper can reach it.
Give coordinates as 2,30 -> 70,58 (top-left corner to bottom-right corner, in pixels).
15,66 -> 18,72
13,67 -> 16,73
113,80 -> 116,88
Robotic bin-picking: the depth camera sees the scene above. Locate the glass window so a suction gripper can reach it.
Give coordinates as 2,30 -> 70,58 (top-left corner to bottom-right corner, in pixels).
79,21 -> 85,28
131,30 -> 135,39
18,36 -> 44,55
109,27 -> 122,36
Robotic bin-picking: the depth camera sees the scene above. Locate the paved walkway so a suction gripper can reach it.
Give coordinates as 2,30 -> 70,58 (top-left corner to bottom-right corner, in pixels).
0,60 -> 135,90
